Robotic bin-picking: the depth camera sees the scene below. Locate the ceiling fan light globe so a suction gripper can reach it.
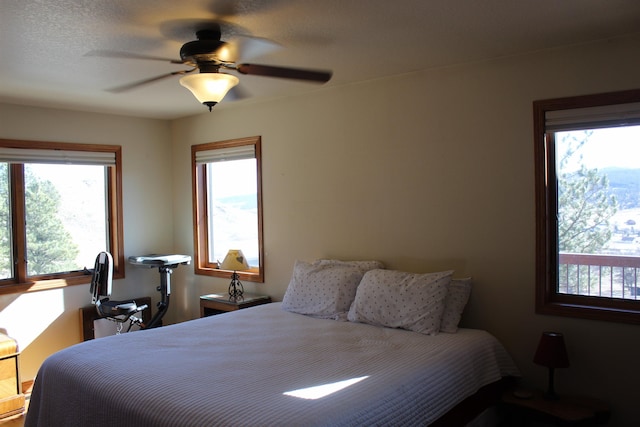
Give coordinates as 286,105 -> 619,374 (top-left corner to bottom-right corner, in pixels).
179,73 -> 239,106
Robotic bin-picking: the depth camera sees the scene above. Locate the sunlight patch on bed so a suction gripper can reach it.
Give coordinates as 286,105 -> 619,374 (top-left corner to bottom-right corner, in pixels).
283,376 -> 369,400
0,288 -> 64,348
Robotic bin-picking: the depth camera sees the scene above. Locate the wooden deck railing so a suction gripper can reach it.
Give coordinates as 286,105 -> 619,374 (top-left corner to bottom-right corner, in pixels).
558,253 -> 640,299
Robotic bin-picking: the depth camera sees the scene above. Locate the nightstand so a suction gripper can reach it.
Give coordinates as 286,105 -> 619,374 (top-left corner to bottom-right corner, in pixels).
200,293 -> 272,317
501,389 -> 610,425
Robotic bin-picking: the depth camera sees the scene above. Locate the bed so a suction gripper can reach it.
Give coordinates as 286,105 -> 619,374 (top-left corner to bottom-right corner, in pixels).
25,261 -> 519,426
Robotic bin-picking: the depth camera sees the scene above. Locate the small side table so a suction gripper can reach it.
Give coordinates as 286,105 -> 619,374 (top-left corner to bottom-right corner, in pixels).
501,389 -> 610,425
200,293 -> 271,317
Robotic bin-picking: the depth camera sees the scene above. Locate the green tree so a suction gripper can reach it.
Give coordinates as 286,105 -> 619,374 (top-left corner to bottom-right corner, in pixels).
0,165 -> 11,278
0,163 -> 79,277
557,131 -> 618,253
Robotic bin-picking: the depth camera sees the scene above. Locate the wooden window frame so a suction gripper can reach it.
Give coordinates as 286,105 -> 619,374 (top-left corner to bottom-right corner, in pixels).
534,89 -> 640,324
191,136 -> 264,283
0,139 -> 125,295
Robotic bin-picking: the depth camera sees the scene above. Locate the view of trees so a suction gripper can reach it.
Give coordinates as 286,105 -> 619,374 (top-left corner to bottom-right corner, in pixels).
557,131 -> 618,254
0,165 -> 10,278
0,163 -> 79,278
554,129 -> 640,298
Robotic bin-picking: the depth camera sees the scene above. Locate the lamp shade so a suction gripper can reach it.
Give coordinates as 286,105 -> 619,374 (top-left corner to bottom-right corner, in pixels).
533,331 -> 570,368
220,249 -> 250,271
179,72 -> 239,107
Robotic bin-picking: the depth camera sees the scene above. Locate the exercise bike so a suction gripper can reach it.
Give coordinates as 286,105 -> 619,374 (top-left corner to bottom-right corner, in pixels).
90,252 -> 191,334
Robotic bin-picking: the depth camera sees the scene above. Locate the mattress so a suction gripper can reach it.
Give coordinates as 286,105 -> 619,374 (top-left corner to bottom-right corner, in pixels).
25,303 -> 519,426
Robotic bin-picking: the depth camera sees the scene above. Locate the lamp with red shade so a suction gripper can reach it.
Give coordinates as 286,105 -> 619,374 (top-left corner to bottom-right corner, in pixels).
533,331 -> 570,400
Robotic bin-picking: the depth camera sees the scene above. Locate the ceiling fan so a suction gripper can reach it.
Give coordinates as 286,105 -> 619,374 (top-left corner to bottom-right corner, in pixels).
90,25 -> 333,111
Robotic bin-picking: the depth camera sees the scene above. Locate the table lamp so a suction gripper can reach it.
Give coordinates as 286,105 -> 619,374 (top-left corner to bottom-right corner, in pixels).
533,331 -> 570,400
220,249 -> 250,300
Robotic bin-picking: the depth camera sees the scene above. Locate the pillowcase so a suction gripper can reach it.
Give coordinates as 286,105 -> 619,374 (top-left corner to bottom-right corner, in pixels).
281,259 -> 384,320
315,259 -> 384,271
347,269 -> 453,335
439,278 -> 472,333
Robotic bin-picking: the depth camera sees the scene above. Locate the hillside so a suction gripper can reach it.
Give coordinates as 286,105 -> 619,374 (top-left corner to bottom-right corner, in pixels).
602,167 -> 640,209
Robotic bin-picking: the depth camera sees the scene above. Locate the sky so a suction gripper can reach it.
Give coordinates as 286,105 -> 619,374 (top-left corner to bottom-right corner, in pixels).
559,125 -> 640,171
208,158 -> 257,198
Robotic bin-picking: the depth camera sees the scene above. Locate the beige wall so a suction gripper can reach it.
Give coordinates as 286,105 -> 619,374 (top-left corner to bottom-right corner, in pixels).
170,35 -> 640,425
0,33 -> 639,425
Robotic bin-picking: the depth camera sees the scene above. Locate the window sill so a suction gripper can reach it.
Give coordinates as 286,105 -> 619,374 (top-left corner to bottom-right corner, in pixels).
0,270 -> 124,295
194,266 -> 264,283
536,299 -> 640,325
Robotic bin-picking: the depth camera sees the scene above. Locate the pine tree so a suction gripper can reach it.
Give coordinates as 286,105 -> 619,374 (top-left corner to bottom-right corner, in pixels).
0,165 -> 10,278
557,131 -> 617,253
558,165 -> 617,253
0,163 -> 79,277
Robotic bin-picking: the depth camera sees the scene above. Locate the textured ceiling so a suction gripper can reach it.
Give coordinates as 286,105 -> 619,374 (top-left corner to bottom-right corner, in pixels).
1,0 -> 640,120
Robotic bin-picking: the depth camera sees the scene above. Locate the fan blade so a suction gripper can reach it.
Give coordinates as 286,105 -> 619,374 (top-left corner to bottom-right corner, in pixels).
86,50 -> 184,64
220,36 -> 282,63
106,69 -> 193,93
235,63 -> 332,83
224,84 -> 251,101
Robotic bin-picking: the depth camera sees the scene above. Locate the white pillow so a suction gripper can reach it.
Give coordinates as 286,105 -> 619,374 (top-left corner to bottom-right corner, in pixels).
440,278 -> 472,333
347,269 -> 453,335
281,259 -> 384,320
316,259 -> 384,271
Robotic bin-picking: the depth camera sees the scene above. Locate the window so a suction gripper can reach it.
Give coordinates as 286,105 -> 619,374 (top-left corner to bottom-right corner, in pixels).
0,139 -> 124,294
192,136 -> 264,282
534,89 -> 640,324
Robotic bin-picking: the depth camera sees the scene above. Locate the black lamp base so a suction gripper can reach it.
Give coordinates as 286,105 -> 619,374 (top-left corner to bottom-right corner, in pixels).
544,367 -> 559,400
228,271 -> 244,301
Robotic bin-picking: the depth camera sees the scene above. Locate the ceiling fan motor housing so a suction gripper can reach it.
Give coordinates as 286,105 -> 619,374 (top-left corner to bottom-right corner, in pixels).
180,40 -> 227,63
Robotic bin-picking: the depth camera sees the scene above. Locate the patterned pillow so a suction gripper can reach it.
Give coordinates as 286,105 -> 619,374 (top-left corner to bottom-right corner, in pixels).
440,278 -> 472,333
281,259 -> 384,320
316,259 -> 384,271
347,269 -> 452,335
